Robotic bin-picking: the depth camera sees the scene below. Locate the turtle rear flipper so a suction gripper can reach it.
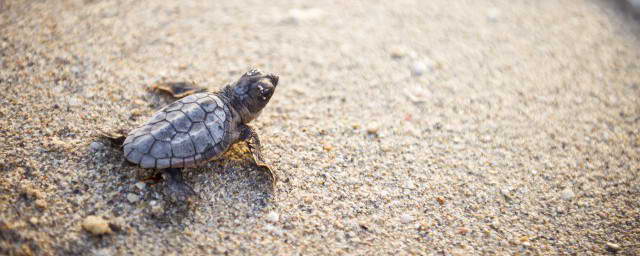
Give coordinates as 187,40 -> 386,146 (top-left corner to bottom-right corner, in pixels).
149,81 -> 207,99
162,168 -> 198,202
98,128 -> 129,148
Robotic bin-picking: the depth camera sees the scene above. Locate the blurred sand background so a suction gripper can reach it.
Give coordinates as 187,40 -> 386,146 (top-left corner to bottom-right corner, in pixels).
1,0 -> 640,255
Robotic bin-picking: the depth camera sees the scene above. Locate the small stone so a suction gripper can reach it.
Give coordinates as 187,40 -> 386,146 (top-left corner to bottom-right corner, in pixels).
150,201 -> 164,216
92,248 -> 113,256
302,195 -> 314,204
134,182 -> 146,190
366,127 -> 379,137
561,188 -> 575,200
322,143 -> 334,152
606,242 -> 621,252
283,8 -> 324,24
457,227 -> 470,235
68,97 -> 81,106
411,61 -> 427,76
404,86 -> 430,104
266,211 -> 280,223
390,47 -> 407,59
126,193 -> 140,203
403,125 -> 419,137
28,217 -> 38,225
450,248 -> 469,256
90,141 -> 104,151
487,8 -> 500,22
436,197 -> 446,205
403,180 -> 414,189
358,221 -> 370,230
399,214 -> 415,224
82,216 -> 112,235
264,224 -> 284,236
417,221 -> 431,231
389,46 -> 415,59
53,86 -> 64,93
34,199 -> 47,209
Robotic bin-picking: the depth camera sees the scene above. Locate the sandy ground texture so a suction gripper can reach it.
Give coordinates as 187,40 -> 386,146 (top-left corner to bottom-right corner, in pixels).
1,0 -> 640,255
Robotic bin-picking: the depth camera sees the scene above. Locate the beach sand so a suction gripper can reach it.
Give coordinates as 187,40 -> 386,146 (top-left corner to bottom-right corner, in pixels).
1,0 -> 639,255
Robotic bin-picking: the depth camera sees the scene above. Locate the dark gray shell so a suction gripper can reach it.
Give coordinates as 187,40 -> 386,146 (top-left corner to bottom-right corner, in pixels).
123,93 -> 232,169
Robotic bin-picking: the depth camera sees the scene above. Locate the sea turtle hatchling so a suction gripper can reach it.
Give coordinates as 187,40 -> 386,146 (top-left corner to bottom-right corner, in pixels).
123,69 -> 279,200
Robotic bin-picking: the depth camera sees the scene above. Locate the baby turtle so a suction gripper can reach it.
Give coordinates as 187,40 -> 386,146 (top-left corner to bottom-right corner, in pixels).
123,69 -> 279,200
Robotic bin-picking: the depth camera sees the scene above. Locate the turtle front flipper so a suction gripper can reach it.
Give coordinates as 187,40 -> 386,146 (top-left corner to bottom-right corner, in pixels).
239,125 -> 277,185
162,168 -> 198,202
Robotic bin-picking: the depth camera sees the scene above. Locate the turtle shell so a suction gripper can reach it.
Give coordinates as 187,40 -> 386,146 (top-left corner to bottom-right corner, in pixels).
123,93 -> 232,169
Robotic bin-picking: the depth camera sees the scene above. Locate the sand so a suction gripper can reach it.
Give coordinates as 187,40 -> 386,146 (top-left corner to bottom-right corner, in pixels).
1,0 -> 639,255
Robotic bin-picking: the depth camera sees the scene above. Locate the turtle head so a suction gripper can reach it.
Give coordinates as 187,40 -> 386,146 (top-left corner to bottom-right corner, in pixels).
228,69 -> 279,123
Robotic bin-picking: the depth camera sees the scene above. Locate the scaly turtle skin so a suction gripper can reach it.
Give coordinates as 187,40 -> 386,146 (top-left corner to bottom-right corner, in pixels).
123,69 -> 279,201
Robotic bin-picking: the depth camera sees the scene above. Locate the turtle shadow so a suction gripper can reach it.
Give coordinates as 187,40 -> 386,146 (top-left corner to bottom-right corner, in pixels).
151,159 -> 275,226
95,138 -> 275,228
